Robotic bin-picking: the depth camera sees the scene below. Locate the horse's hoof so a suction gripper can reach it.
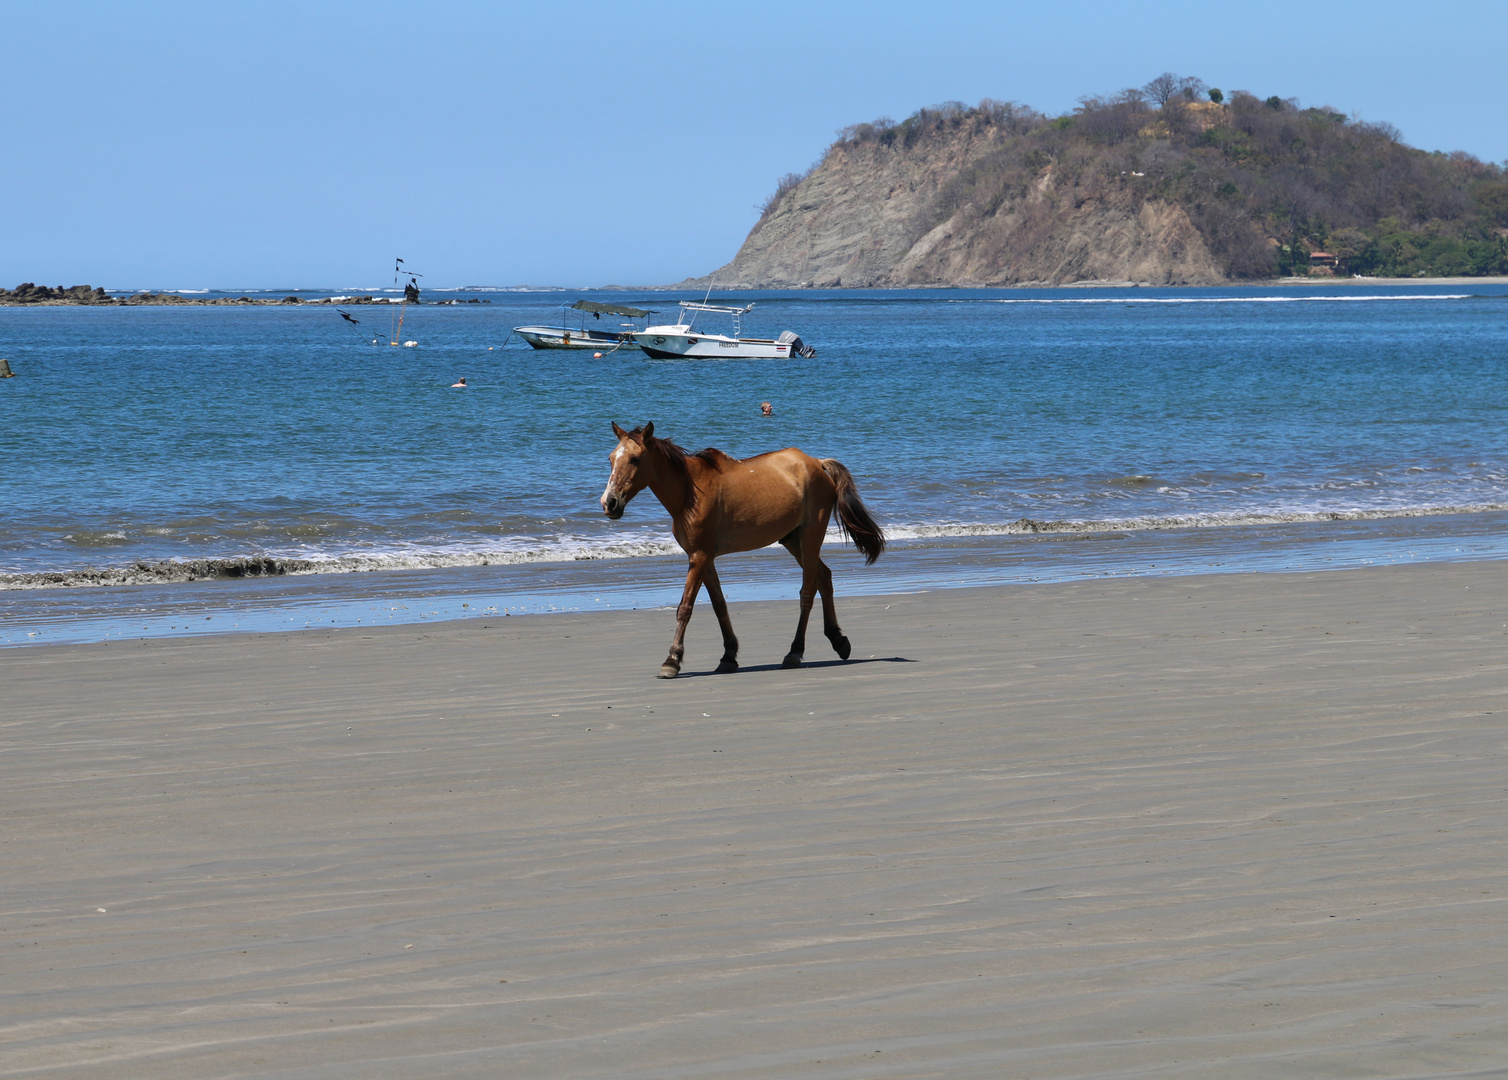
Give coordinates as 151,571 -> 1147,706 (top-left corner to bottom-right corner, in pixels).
832,635 -> 852,660
658,664 -> 680,679
715,659 -> 739,674
782,653 -> 803,669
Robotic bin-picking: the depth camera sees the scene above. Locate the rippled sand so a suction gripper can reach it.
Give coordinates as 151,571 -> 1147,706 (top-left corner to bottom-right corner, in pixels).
4,562 -> 1506,1078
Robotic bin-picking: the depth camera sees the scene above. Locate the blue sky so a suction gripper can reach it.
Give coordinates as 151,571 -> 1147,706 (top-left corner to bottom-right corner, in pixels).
5,1 -> 1505,290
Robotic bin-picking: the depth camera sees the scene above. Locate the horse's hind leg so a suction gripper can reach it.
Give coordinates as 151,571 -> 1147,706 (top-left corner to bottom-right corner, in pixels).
702,562 -> 740,673
779,533 -> 819,669
787,512 -> 851,663
660,554 -> 708,679
815,558 -> 851,660
805,512 -> 850,660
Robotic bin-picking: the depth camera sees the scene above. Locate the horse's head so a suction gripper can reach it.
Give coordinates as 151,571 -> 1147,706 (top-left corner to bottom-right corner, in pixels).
601,421 -> 656,519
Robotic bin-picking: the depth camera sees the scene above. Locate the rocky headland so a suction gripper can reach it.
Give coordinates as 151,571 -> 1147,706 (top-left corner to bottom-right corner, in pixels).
684,82 -> 1508,289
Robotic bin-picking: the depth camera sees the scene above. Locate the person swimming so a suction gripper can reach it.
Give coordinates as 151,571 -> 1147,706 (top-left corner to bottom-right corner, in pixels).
760,401 -> 773,416
452,377 -> 467,388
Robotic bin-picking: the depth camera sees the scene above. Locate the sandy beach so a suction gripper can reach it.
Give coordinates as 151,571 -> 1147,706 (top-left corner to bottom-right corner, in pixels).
4,560 -> 1506,1078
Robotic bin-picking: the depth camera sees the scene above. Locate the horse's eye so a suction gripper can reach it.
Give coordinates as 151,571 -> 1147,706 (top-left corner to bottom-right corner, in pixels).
627,455 -> 641,465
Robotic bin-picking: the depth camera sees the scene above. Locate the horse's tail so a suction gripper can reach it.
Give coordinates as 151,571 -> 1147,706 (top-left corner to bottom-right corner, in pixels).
820,459 -> 886,565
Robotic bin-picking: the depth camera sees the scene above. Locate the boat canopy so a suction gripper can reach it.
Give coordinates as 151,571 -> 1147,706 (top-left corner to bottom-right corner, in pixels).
570,300 -> 655,318
680,300 -> 754,316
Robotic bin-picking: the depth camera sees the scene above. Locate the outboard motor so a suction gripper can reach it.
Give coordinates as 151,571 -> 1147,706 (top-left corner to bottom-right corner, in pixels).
777,330 -> 816,358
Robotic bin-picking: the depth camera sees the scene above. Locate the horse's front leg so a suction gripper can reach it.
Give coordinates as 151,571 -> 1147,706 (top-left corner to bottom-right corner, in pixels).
660,553 -> 709,678
701,562 -> 740,673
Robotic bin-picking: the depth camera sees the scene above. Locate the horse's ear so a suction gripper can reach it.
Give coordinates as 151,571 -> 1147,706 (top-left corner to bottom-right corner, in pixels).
612,422 -> 627,439
643,421 -> 655,440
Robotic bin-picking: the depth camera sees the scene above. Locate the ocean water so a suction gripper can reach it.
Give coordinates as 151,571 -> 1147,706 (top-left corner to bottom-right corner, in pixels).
3,283 -> 1507,646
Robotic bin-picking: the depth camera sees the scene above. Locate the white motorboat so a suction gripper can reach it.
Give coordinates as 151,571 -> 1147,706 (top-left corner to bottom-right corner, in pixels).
636,301 -> 816,360
514,300 -> 656,351
514,325 -> 633,350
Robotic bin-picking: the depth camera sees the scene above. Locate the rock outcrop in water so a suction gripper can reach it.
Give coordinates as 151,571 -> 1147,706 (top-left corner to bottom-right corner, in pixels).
0,286 -> 386,306
686,89 -> 1508,288
1,284 -> 116,304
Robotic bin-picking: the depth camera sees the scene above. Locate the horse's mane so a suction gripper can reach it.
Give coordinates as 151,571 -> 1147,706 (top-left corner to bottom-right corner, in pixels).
630,427 -> 707,510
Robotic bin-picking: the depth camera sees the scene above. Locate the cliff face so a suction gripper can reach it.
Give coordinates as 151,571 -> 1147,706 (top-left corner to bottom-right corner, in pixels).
697,122 -> 1224,289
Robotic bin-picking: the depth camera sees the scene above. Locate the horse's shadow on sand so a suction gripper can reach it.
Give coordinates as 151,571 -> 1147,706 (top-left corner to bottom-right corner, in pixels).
675,656 -> 917,679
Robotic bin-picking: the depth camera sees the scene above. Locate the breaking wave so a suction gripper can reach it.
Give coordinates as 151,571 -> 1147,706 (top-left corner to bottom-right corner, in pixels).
881,502 -> 1508,540
0,537 -> 685,590
6,503 -> 1506,592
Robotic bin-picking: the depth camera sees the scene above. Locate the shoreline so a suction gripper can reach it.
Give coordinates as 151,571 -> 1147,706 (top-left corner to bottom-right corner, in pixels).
658,274 -> 1508,292
0,291 -> 419,307
5,560 -> 1507,1077
6,509 -> 1508,648
8,499 -> 1508,587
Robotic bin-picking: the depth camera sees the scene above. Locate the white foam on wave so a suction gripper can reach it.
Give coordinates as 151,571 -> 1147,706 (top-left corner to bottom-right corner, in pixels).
0,536 -> 688,590
880,502 -> 1508,541
296,536 -> 686,571
9,502 -> 1508,592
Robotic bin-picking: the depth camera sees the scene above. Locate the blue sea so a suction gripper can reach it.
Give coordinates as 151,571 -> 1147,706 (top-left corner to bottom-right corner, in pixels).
3,283 -> 1507,647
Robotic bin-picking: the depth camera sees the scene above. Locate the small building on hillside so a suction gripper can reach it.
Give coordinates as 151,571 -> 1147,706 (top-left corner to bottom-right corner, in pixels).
1308,250 -> 1339,274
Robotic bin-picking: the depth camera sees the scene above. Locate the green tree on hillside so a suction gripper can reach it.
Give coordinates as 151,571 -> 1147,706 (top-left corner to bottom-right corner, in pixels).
824,78 -> 1508,279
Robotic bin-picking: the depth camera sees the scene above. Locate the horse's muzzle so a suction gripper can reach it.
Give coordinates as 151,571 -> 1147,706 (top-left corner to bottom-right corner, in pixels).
602,493 -> 626,519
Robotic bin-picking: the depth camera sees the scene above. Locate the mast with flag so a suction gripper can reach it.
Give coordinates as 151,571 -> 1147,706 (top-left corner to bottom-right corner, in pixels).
390,258 -> 422,347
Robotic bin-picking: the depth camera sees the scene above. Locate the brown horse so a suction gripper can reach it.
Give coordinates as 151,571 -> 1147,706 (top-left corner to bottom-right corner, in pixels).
601,421 -> 885,678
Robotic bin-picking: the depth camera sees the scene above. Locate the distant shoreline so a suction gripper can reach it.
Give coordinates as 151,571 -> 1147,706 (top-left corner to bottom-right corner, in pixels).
0,286 -> 467,308
661,274 -> 1508,291
4,277 -> 1508,306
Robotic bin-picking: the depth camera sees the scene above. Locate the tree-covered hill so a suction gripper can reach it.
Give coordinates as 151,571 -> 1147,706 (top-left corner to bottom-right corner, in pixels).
715,77 -> 1508,286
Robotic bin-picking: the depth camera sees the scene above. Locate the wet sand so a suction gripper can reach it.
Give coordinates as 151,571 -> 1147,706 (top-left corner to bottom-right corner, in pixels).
4,561 -> 1506,1078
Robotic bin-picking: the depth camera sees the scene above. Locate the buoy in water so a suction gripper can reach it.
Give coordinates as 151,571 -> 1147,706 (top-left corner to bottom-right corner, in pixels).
593,351 -> 603,358
0,358 -> 13,378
